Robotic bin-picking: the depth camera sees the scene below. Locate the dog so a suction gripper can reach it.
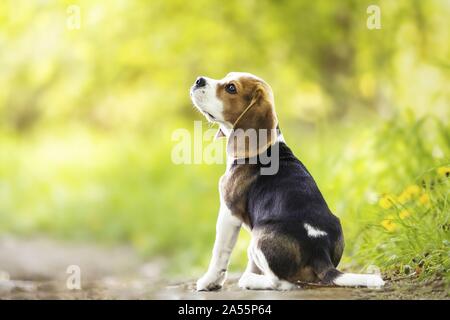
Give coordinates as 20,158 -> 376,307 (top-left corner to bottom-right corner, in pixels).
190,72 -> 385,291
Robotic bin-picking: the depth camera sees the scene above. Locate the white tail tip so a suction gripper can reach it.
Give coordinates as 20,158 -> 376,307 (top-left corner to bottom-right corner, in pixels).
333,273 -> 385,288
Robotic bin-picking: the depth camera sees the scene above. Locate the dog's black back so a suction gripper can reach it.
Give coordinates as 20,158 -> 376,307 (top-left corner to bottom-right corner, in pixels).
245,141 -> 344,281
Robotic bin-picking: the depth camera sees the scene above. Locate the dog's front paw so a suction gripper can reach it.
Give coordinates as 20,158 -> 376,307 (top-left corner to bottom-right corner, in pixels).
196,270 -> 227,291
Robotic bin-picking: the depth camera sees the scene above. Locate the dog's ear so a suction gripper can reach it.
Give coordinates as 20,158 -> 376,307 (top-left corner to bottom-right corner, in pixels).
214,128 -> 226,140
227,84 -> 278,159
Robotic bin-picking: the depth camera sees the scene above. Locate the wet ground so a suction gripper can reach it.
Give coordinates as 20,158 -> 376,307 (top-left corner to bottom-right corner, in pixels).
0,236 -> 447,300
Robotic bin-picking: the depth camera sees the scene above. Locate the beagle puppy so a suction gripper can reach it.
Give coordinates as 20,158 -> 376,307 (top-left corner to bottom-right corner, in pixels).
190,72 -> 385,291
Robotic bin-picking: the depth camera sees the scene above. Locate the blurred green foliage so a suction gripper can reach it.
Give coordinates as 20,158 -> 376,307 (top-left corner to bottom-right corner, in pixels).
0,0 -> 449,280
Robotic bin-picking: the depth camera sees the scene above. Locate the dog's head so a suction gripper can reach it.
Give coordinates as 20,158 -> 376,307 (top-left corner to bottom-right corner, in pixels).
190,72 -> 278,159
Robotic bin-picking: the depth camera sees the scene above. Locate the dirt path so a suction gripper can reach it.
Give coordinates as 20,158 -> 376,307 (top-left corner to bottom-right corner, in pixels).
0,236 -> 447,300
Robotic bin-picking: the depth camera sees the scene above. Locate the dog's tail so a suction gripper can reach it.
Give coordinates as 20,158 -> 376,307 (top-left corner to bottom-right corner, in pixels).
313,255 -> 385,288
321,268 -> 385,287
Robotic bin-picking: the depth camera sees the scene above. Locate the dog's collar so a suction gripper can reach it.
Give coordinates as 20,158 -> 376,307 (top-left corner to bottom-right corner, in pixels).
231,99 -> 257,130
229,127 -> 283,164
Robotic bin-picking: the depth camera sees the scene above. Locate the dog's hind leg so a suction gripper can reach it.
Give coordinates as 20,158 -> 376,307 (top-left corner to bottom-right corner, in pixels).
239,244 -> 276,290
238,238 -> 297,291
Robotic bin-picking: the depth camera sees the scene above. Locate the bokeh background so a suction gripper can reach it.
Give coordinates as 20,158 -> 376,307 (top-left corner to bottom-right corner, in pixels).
0,0 -> 449,284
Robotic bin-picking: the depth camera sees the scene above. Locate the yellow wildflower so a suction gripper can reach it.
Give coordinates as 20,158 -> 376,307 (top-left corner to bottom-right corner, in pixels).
399,209 -> 411,219
379,194 -> 396,209
405,185 -> 421,197
397,191 -> 411,204
398,185 -> 421,203
419,193 -> 430,205
437,166 -> 450,177
381,215 -> 397,232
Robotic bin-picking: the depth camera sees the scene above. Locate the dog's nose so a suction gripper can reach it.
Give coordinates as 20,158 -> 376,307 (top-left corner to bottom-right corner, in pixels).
195,77 -> 206,88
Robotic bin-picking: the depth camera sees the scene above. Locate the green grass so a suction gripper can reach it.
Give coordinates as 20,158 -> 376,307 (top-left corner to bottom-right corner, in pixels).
0,112 -> 448,284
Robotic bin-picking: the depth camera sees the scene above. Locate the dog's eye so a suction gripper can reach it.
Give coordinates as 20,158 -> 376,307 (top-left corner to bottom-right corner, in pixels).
225,83 -> 237,94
